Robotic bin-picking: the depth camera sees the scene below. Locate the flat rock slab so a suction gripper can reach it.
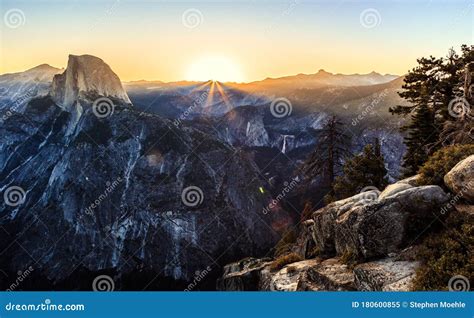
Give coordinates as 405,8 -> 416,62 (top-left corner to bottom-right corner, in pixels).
260,259 -> 321,291
303,258 -> 356,291
354,258 -> 420,291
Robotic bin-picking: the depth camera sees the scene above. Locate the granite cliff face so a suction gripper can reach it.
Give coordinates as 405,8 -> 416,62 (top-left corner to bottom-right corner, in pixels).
0,55 -> 289,290
51,54 -> 131,110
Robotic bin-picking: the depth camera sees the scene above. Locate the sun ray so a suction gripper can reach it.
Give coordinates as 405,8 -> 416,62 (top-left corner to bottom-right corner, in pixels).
203,81 -> 216,111
190,80 -> 212,93
215,81 -> 233,113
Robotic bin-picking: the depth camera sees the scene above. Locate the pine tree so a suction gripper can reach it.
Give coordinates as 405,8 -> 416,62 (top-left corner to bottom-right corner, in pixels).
401,96 -> 440,176
331,139 -> 388,201
301,115 -> 351,188
389,56 -> 441,118
390,45 -> 474,175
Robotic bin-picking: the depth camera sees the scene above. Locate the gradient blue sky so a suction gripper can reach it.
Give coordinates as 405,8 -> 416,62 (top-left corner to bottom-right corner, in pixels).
1,0 -> 472,81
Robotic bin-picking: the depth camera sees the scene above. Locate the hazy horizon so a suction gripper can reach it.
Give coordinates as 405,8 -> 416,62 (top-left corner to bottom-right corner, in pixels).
1,56 -> 403,84
1,0 -> 472,82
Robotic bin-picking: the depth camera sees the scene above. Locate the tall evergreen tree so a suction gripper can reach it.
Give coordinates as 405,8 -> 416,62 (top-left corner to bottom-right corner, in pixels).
330,139 -> 388,201
400,91 -> 440,176
389,46 -> 474,175
300,115 -> 351,192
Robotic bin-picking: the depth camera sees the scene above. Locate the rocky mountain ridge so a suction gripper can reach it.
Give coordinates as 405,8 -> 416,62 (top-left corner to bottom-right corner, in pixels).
0,54 -> 289,290
218,155 -> 474,291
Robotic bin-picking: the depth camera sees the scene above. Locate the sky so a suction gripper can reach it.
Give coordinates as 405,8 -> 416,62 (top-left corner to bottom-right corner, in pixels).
0,0 -> 472,82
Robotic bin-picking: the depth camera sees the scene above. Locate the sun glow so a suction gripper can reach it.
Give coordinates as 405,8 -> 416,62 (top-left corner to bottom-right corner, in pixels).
185,56 -> 245,83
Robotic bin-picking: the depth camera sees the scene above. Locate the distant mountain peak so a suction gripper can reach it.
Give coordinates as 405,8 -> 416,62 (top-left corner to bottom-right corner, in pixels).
316,69 -> 332,76
26,64 -> 62,73
51,54 -> 131,110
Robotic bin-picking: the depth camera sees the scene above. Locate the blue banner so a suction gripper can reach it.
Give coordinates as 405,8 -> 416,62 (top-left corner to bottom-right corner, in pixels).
0,292 -> 472,318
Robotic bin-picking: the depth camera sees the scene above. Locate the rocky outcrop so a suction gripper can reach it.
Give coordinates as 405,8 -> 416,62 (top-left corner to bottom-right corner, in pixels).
378,182 -> 413,200
51,54 -> 131,110
354,258 -> 419,291
218,158 -> 473,292
217,258 -> 272,291
444,155 -> 474,203
312,191 -> 380,257
396,175 -> 420,186
298,258 -> 355,291
312,185 -> 449,260
291,219 -> 316,258
260,259 -> 321,291
219,257 -> 355,291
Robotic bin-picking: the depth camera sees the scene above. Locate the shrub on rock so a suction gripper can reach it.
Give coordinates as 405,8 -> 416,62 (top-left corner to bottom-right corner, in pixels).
270,253 -> 303,271
444,155 -> 474,202
417,144 -> 474,187
411,210 -> 474,291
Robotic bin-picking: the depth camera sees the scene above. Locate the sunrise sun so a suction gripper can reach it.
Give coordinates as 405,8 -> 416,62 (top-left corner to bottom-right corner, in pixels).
185,56 -> 245,83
